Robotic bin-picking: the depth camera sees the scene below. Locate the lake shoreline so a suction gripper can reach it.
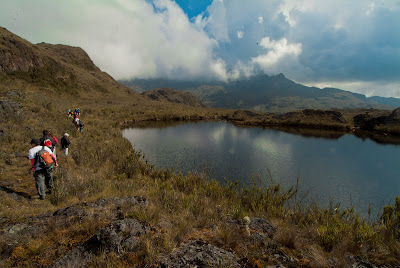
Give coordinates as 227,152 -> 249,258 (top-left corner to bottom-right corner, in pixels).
121,107 -> 400,145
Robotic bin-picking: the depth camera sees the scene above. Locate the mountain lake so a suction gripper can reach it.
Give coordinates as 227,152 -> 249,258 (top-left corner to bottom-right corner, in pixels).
122,120 -> 400,218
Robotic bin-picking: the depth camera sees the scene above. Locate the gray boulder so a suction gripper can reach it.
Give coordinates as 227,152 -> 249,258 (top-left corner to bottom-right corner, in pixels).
50,218 -> 148,267
159,239 -> 240,268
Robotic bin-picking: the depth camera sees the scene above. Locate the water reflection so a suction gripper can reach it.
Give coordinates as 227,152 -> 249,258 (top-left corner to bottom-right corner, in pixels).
262,126 -> 346,140
122,121 -> 400,216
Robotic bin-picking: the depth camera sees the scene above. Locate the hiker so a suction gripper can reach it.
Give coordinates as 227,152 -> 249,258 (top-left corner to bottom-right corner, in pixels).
40,130 -> 56,152
49,131 -> 58,157
73,112 -> 79,121
75,108 -> 80,116
61,133 -> 70,156
78,120 -> 84,133
67,109 -> 72,118
73,117 -> 79,129
28,138 -> 57,200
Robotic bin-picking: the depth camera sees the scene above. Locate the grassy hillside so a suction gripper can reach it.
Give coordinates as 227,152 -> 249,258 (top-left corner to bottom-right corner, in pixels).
1,27 -> 399,267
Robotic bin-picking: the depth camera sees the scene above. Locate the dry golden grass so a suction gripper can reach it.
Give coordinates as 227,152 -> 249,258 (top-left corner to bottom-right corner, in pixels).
1,62 -> 400,267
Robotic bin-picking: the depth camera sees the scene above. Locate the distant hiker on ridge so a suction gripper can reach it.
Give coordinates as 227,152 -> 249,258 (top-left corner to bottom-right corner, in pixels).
78,120 -> 84,134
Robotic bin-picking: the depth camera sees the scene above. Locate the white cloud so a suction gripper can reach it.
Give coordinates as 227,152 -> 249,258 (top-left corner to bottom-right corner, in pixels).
204,0 -> 230,42
1,0 -> 400,97
0,0 -> 232,80
366,2 -> 376,15
251,37 -> 302,69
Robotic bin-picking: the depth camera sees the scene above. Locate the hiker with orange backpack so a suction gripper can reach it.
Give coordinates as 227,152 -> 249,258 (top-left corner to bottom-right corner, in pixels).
28,138 -> 58,200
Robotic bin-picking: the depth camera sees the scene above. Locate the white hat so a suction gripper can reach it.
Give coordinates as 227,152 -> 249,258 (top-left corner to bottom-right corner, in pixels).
64,133 -> 69,137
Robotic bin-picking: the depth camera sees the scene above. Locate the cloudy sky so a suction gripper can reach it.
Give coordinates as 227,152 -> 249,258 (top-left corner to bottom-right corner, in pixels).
1,0 -> 399,97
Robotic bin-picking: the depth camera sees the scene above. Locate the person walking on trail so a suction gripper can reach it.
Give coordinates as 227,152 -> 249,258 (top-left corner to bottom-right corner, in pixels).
75,108 -> 80,116
28,138 -> 58,200
67,109 -> 72,118
40,130 -> 56,152
73,117 -> 80,129
49,131 -> 58,157
61,133 -> 70,156
78,120 -> 84,133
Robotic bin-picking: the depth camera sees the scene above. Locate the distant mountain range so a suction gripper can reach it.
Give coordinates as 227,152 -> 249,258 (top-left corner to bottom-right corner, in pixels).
141,88 -> 204,107
120,74 -> 400,113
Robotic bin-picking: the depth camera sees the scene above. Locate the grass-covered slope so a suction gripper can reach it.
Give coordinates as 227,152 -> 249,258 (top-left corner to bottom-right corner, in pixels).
0,27 -> 399,267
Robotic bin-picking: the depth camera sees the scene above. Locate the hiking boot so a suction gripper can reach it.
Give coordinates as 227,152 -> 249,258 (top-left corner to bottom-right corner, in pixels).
39,196 -> 45,200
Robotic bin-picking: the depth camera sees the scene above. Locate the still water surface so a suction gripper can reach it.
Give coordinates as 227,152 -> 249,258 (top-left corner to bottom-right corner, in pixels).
122,121 -> 400,215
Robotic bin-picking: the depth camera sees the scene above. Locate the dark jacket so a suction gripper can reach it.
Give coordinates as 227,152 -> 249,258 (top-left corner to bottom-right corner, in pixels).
40,135 -> 56,147
61,136 -> 70,149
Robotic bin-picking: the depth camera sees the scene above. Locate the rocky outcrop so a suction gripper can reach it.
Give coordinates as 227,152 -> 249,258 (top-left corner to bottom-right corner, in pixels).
0,196 -> 147,262
353,107 -> 400,133
159,239 -> 240,268
51,218 -> 149,268
0,27 -> 46,73
142,88 -> 204,107
36,42 -> 99,71
226,217 -> 276,238
0,99 -> 23,120
276,109 -> 347,123
346,255 -> 378,268
0,26 -> 99,77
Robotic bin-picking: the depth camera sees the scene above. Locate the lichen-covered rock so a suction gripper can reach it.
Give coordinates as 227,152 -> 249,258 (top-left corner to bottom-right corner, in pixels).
0,196 -> 147,262
226,217 -> 276,238
0,99 -> 23,120
159,239 -> 240,268
346,255 -> 377,268
248,217 -> 276,237
50,218 -> 148,268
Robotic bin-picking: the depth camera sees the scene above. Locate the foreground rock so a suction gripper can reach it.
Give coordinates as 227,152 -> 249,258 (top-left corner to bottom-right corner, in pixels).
50,218 -> 149,267
0,196 -> 147,265
159,239 -> 240,268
